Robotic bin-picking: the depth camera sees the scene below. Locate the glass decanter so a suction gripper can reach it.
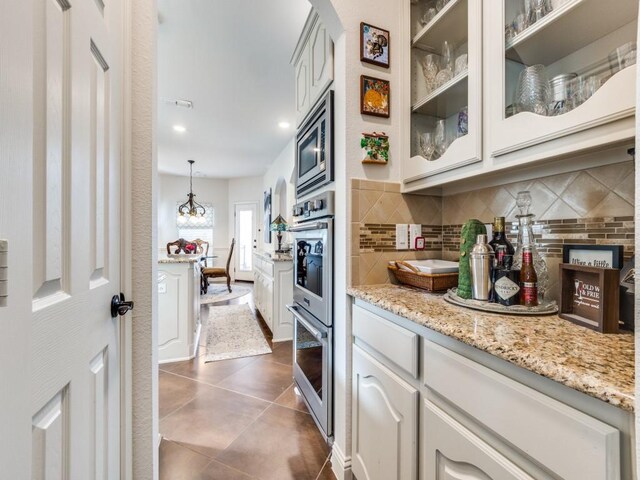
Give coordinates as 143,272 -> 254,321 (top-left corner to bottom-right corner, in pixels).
511,191 -> 549,300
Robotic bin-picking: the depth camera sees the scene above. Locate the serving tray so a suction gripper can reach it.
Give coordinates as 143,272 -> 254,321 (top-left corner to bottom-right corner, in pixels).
443,288 -> 558,316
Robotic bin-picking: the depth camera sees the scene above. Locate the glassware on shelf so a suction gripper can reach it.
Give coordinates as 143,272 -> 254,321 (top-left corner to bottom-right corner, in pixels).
454,53 -> 468,76
441,40 -> 454,71
457,106 -> 468,137
514,64 -> 549,116
435,41 -> 455,88
434,119 -> 448,157
548,72 -> 577,116
421,1 -> 437,25
609,42 -> 637,75
511,191 -> 549,300
421,54 -> 439,93
436,0 -> 449,12
435,69 -> 453,88
419,132 -> 437,161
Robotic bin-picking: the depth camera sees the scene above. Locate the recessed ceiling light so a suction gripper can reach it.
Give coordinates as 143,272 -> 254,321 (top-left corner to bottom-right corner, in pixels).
173,125 -> 187,133
278,121 -> 290,129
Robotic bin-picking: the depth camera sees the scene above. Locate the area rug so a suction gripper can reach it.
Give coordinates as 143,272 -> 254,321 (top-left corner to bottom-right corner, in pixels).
200,284 -> 251,305
203,304 -> 272,362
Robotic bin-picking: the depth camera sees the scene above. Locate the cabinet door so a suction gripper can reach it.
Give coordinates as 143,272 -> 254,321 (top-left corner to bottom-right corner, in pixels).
486,0 -> 637,166
265,277 -> 274,329
309,19 -> 333,105
404,0 -> 483,188
295,43 -> 311,126
352,345 -> 419,480
423,400 -> 534,480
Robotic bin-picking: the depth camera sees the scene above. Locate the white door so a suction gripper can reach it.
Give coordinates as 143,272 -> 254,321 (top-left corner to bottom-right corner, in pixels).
234,202 -> 258,281
0,0 -> 125,478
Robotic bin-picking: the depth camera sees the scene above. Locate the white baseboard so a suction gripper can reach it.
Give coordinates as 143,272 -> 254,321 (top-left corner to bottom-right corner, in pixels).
331,442 -> 352,480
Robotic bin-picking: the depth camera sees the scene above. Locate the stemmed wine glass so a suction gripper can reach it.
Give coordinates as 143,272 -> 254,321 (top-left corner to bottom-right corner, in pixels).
434,120 -> 448,157
420,132 -> 436,161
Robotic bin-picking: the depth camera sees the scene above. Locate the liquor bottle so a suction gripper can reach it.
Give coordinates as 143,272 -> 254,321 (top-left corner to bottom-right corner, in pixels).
493,257 -> 520,306
489,245 -> 506,303
489,217 -> 515,269
519,246 -> 538,307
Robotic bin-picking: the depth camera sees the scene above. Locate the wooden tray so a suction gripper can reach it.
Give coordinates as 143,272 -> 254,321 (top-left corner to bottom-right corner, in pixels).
388,262 -> 458,292
443,288 -> 558,316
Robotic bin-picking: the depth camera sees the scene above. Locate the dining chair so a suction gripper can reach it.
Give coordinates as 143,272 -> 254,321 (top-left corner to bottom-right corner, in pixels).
202,239 -> 235,293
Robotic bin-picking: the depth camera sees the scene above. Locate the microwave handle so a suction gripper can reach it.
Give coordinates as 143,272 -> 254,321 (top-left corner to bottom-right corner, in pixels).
286,304 -> 327,341
289,222 -> 328,232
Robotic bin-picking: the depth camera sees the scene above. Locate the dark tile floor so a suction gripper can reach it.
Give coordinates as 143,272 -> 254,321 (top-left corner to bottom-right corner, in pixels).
159,283 -> 336,480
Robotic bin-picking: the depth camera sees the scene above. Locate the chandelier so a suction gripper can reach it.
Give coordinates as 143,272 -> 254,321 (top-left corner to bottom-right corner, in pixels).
178,160 -> 206,221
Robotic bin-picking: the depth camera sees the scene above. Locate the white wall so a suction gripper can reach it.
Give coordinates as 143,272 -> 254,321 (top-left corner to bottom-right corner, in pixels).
157,173 -> 229,254
262,137 -> 297,252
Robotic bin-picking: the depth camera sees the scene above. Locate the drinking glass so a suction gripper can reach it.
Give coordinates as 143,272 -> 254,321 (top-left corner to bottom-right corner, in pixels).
434,120 -> 448,157
441,40 -> 454,71
514,64 -> 549,115
609,42 -> 637,75
421,6 -> 437,25
421,54 -> 439,93
454,53 -> 468,75
420,132 -> 436,161
457,106 -> 468,137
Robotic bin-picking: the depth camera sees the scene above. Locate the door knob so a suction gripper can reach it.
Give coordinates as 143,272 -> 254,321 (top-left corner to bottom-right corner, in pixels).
111,293 -> 134,318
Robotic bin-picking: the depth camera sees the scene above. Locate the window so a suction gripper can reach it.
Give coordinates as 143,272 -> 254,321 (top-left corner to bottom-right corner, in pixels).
176,202 -> 214,250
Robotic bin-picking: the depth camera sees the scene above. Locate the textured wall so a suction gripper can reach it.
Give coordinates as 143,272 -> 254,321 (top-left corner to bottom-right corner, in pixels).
130,0 -> 159,478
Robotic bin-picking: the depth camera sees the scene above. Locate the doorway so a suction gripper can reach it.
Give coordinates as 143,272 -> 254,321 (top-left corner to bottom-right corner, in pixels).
234,202 -> 258,281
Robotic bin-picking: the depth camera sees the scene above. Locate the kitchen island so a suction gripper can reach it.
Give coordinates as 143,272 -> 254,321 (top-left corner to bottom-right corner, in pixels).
158,256 -> 202,363
348,283 -> 634,480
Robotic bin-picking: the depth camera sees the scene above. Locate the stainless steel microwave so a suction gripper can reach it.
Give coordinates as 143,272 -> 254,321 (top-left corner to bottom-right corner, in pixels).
295,90 -> 333,197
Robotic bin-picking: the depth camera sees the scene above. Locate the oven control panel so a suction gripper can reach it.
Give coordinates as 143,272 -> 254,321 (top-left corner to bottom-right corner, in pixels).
292,191 -> 334,222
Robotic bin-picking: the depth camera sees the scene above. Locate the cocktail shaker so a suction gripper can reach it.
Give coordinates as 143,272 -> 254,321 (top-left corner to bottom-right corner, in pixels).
470,234 -> 494,301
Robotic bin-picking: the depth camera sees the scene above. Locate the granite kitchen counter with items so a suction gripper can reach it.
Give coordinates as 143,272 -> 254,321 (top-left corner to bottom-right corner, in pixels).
348,283 -> 635,412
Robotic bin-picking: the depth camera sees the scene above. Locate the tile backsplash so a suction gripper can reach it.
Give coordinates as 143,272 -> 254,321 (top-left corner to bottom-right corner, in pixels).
351,161 -> 635,301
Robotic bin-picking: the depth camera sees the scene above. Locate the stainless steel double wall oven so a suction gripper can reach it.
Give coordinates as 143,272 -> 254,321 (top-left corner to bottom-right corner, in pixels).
287,191 -> 334,441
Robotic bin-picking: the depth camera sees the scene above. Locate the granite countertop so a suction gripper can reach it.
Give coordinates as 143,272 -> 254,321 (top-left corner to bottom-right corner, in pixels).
158,256 -> 202,264
253,250 -> 293,262
348,284 -> 635,412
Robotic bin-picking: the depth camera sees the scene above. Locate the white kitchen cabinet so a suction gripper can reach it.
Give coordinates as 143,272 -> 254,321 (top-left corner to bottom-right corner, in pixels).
253,252 -> 294,342
422,400 -> 533,480
292,9 -> 333,127
486,0 -> 637,168
403,0 -> 483,183
157,259 -> 201,364
351,299 -> 632,480
352,344 -> 419,480
401,0 -> 637,191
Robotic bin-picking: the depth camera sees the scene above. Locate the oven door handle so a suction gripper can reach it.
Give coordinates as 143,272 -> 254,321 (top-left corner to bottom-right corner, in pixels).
289,222 -> 328,233
286,304 -> 327,341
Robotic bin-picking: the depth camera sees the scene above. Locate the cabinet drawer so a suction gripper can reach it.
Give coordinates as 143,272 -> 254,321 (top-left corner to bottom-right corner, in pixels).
423,341 -> 620,480
353,304 -> 419,379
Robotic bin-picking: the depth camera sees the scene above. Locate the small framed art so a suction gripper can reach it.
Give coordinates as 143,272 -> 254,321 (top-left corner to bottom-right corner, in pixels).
562,244 -> 624,269
360,75 -> 390,118
360,22 -> 390,68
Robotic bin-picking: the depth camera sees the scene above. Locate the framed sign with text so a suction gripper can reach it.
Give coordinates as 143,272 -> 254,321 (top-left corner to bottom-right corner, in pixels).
562,244 -> 624,269
559,263 -> 620,333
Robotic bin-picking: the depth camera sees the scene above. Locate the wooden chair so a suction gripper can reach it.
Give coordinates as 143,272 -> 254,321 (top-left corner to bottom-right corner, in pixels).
202,239 -> 235,293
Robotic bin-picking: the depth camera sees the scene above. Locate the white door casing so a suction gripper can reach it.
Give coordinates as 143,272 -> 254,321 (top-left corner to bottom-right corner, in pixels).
0,0 -> 125,477
234,202 -> 258,282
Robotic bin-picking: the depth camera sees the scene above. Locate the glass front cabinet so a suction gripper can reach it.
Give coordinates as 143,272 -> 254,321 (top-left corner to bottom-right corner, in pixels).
402,0 -> 638,190
404,0 -> 483,186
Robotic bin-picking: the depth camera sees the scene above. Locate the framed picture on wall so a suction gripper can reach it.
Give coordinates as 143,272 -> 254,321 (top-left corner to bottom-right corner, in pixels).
264,188 -> 272,243
360,75 -> 390,118
360,22 -> 390,68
